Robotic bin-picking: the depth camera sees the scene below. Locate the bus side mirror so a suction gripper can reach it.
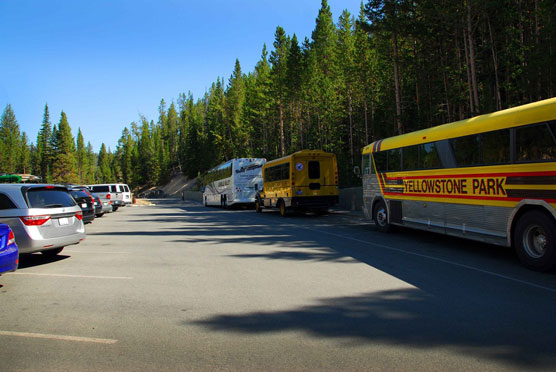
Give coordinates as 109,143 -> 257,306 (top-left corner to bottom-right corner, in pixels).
353,166 -> 361,177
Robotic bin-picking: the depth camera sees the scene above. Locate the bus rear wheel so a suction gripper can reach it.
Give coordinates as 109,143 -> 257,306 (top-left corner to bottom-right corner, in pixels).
514,210 -> 556,272
373,200 -> 392,233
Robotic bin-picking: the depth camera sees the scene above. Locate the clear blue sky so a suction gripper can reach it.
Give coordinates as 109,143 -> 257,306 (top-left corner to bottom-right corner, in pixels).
0,0 -> 364,152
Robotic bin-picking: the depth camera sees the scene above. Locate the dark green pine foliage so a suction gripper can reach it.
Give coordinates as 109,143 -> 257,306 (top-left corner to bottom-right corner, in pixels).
97,143 -> 112,182
51,111 -> 78,184
224,59 -> 248,158
0,104 -> 21,174
269,26 -> 290,157
76,128 -> 88,183
37,104 -> 54,182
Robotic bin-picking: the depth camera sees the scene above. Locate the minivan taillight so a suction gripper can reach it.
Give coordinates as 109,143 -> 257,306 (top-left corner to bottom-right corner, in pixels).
8,230 -> 15,246
20,215 -> 51,226
75,211 -> 83,220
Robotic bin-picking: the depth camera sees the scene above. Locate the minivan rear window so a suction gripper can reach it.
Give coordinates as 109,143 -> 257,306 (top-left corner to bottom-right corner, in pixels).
25,188 -> 76,208
91,185 -> 109,192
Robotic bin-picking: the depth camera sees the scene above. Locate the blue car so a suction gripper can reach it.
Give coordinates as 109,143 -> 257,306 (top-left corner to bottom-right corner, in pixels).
0,223 -> 18,274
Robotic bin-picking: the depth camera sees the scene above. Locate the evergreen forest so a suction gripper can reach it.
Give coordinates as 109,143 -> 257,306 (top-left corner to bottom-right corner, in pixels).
1,0 -> 555,189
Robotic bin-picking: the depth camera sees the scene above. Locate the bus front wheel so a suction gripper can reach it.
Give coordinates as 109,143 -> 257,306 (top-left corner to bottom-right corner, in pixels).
514,210 -> 556,272
373,200 -> 392,233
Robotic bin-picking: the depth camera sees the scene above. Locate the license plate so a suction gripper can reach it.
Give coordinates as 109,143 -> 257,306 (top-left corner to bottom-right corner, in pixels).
81,203 -> 87,208
59,217 -> 69,226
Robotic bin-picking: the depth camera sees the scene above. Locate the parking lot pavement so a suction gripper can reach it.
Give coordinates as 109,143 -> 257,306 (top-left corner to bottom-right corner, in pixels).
0,199 -> 555,371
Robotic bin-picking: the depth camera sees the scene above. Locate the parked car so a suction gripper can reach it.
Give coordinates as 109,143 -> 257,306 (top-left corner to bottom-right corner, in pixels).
0,184 -> 86,256
87,184 -> 125,211
68,189 -> 95,224
92,192 -> 112,216
120,184 -> 132,205
91,193 -> 103,216
0,223 -> 18,274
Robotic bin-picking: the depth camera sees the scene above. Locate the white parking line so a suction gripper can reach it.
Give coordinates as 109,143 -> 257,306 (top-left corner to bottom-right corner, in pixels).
65,251 -> 130,254
304,226 -> 556,294
0,330 -> 117,344
10,272 -> 133,280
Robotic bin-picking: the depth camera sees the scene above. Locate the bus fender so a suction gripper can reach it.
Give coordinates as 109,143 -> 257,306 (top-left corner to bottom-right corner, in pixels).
507,199 -> 556,247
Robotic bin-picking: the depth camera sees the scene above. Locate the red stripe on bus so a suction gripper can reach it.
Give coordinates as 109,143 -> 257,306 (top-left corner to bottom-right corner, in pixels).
384,171 -> 556,181
383,191 -> 556,203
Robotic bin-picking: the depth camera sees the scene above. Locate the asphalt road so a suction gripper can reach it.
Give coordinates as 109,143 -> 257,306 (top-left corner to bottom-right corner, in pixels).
1,199 -> 556,371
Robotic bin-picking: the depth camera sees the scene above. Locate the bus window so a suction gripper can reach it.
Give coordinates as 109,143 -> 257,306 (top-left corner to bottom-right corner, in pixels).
388,148 -> 402,172
451,134 -> 481,166
482,129 -> 510,164
420,142 -> 441,169
516,121 -> 556,162
403,145 -> 419,170
373,152 -> 387,173
308,161 -> 320,179
363,154 -> 371,175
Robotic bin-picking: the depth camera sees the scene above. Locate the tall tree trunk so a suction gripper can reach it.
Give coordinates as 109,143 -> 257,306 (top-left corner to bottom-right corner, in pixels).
392,32 -> 403,134
279,103 -> 285,157
487,15 -> 502,110
364,100 -> 369,144
348,93 -> 354,165
463,27 -> 474,114
467,2 -> 480,114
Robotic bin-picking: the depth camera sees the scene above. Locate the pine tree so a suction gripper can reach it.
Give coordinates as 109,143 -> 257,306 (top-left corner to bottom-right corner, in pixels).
51,111 -> 78,183
76,128 -> 88,183
37,104 -> 53,182
97,143 -> 112,182
270,27 -> 290,156
0,104 -> 21,174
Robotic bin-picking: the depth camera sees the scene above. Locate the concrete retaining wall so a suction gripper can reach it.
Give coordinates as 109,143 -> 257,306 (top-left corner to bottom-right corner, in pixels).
338,187 -> 363,211
181,187 -> 363,211
182,191 -> 203,203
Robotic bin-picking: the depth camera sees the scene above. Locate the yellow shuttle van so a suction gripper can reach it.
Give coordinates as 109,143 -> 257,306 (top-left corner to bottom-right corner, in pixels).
255,150 -> 339,216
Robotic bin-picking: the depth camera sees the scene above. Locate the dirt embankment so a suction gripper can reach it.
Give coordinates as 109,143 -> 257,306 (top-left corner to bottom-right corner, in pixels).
136,174 -> 199,198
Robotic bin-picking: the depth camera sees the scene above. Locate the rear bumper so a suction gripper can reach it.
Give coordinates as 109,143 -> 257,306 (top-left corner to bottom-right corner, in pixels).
291,195 -> 339,210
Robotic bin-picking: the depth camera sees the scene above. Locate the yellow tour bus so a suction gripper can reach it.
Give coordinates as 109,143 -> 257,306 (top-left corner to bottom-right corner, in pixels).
255,150 -> 339,216
360,97 -> 556,271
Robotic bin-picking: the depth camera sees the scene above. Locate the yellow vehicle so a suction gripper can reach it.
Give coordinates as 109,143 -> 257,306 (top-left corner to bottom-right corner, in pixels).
255,150 -> 339,216
360,97 -> 556,271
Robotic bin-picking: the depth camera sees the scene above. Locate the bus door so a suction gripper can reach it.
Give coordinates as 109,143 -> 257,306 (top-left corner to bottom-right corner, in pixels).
294,155 -> 334,195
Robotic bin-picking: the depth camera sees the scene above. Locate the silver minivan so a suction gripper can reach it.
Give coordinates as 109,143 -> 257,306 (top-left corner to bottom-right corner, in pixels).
0,184 -> 86,256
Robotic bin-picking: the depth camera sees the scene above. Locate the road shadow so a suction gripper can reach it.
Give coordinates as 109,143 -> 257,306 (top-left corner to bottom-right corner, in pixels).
144,200 -> 556,368
17,253 -> 71,269
191,287 -> 556,369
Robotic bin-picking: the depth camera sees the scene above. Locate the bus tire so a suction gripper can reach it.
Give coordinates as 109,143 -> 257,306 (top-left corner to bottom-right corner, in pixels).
279,200 -> 287,217
373,200 -> 392,233
513,210 -> 556,272
255,198 -> 262,213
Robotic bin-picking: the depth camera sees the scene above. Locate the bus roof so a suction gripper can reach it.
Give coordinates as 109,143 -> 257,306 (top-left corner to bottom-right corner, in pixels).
264,150 -> 334,166
363,97 -> 556,154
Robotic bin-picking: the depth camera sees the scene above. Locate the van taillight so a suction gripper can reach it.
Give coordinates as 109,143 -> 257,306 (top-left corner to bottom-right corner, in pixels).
75,211 -> 83,220
20,215 -> 51,226
8,230 -> 15,246
106,194 -> 111,200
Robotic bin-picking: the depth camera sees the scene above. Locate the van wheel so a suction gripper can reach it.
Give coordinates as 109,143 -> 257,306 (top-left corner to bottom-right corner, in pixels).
112,206 -> 119,212
373,200 -> 392,232
255,198 -> 262,213
279,200 -> 287,217
514,210 -> 556,272
42,247 -> 64,257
